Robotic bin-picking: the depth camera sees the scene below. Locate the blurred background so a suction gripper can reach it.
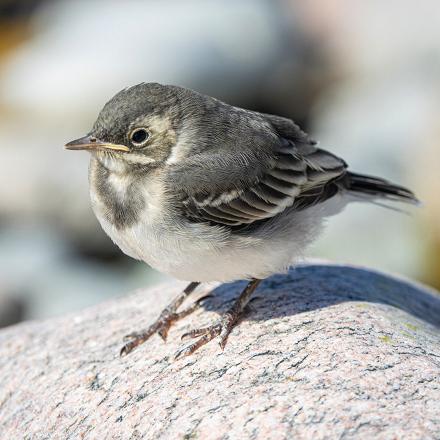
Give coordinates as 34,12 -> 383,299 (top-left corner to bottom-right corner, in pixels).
0,0 -> 439,328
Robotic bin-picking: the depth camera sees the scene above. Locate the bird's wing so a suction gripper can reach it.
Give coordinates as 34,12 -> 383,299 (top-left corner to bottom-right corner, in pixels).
168,114 -> 347,228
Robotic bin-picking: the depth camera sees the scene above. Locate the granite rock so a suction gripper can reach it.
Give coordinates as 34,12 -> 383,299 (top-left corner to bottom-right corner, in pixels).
1,263 -> 440,439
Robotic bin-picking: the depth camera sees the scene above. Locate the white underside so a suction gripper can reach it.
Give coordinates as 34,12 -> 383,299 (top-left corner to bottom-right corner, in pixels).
91,183 -> 349,282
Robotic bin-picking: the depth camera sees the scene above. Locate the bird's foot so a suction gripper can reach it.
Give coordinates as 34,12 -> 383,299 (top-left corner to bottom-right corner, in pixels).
174,310 -> 239,360
173,278 -> 261,360
120,293 -> 208,357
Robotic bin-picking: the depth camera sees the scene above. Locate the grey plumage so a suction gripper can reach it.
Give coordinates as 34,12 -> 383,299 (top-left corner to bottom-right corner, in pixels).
65,82 -> 418,359
83,82 -> 417,234
91,162 -> 146,229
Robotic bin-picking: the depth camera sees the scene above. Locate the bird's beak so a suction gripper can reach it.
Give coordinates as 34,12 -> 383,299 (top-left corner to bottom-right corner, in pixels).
64,135 -> 130,152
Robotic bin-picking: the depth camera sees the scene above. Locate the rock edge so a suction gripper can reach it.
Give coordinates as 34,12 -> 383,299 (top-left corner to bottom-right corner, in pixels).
1,263 -> 440,439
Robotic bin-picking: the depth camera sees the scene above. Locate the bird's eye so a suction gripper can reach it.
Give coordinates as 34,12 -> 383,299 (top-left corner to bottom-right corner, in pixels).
130,128 -> 149,147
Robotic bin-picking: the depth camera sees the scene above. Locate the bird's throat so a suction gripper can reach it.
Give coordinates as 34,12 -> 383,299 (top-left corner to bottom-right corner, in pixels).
89,157 -> 146,229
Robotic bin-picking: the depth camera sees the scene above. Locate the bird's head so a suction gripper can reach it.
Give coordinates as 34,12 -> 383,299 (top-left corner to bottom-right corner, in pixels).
65,83 -> 192,171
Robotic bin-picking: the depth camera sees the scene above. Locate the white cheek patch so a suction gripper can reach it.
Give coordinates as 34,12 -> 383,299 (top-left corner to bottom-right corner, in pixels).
107,172 -> 132,200
166,120 -> 197,165
95,151 -> 156,172
166,146 -> 181,165
97,153 -> 127,173
124,154 -> 157,166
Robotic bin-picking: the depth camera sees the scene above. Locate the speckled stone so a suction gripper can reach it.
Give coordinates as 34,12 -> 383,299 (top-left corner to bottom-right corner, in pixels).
1,264 -> 440,439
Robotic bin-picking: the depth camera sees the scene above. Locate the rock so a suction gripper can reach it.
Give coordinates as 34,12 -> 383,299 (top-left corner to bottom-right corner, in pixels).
1,263 -> 440,439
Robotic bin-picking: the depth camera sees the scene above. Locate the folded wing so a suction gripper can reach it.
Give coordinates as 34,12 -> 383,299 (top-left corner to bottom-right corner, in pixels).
173,129 -> 347,228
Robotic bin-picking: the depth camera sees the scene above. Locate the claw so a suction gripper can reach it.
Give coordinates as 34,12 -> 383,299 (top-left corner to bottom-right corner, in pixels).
173,279 -> 261,360
174,344 -> 193,361
181,326 -> 211,341
218,334 -> 230,351
123,332 -> 140,342
119,282 -> 202,357
122,280 -> 260,360
157,327 -> 169,341
174,330 -> 219,360
195,293 -> 213,305
120,340 -> 137,357
174,323 -> 225,360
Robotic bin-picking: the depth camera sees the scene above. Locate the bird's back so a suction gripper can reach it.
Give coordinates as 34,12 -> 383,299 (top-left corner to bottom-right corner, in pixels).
82,83 -> 417,282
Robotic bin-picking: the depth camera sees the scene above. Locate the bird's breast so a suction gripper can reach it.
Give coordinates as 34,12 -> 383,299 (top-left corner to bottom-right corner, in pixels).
89,159 -> 166,260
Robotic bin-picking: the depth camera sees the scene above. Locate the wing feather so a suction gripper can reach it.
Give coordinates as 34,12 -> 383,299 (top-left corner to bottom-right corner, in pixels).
177,138 -> 347,228
167,109 -> 347,229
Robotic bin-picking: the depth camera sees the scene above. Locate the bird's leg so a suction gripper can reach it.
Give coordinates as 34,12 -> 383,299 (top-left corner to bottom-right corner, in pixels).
174,279 -> 261,360
120,281 -> 202,356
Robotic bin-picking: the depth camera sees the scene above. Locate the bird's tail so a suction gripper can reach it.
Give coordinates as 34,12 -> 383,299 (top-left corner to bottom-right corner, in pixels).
343,172 -> 419,205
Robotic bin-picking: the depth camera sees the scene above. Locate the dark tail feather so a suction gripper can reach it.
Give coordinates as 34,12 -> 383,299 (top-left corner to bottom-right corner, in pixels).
344,172 -> 419,205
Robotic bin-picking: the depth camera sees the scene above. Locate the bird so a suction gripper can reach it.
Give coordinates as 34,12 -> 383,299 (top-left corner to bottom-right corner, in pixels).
65,82 -> 418,360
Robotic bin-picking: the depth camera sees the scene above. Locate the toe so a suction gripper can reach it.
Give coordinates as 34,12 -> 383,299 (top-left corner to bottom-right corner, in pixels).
123,332 -> 141,341
157,327 -> 169,341
175,324 -> 222,360
180,326 -> 212,341
120,342 -> 134,357
174,344 -> 195,361
218,333 -> 229,350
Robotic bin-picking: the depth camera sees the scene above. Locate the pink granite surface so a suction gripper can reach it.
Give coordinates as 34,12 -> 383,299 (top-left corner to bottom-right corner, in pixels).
1,264 -> 440,439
